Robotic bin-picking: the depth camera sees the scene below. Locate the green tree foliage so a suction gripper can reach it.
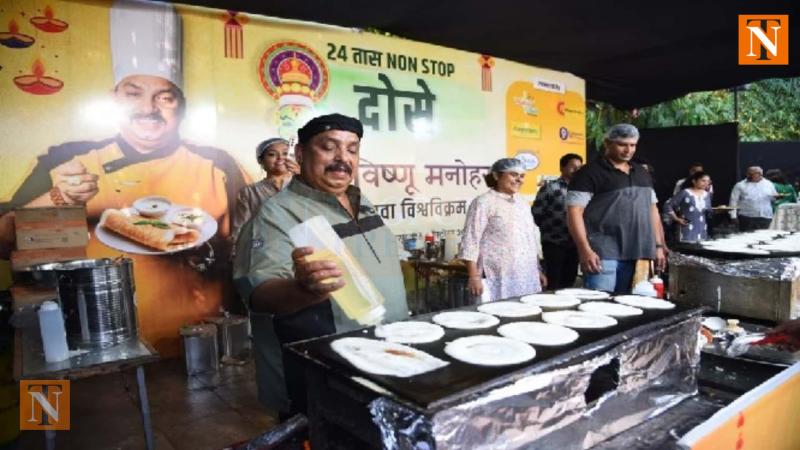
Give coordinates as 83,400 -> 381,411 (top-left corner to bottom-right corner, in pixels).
587,77 -> 800,147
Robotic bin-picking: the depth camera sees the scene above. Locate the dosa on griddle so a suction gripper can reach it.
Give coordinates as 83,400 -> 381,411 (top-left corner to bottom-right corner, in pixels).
613,295 -> 676,310
432,311 -> 500,330
374,321 -> 445,344
477,301 -> 542,318
555,288 -> 611,300
330,337 -> 448,377
497,321 -> 579,346
579,301 -> 643,317
100,209 -> 200,251
444,335 -> 536,366
542,310 -> 618,329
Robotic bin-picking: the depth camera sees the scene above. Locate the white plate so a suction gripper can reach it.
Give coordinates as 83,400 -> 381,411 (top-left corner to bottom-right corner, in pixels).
702,316 -> 726,332
477,301 -> 542,318
542,311 -> 617,329
554,288 -> 611,300
519,293 -> 581,309
432,311 -> 500,330
374,321 -> 445,344
579,301 -> 643,317
614,295 -> 676,310
95,205 -> 217,255
331,337 -> 448,377
444,335 -> 536,366
497,321 -> 579,346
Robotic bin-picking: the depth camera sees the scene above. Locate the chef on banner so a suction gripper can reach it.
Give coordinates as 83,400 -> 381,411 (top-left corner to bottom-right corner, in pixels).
1,0 -> 249,355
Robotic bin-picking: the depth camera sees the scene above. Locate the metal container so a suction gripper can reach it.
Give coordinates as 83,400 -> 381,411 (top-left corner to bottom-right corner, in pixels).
16,262 -> 60,288
180,324 -> 219,375
205,315 -> 250,361
55,258 -> 138,349
668,252 -> 800,322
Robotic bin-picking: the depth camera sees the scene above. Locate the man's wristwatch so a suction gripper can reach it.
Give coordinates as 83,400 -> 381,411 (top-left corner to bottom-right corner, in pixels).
655,244 -> 665,249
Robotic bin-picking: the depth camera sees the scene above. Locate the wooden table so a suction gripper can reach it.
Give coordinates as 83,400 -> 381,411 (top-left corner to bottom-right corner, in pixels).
14,326 -> 159,450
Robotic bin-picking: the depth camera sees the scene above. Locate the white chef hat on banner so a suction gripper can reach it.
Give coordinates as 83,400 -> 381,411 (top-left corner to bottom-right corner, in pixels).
110,0 -> 182,88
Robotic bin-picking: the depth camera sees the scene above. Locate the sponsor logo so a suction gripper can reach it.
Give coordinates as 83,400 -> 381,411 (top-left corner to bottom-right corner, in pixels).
556,101 -> 583,116
533,78 -> 566,94
20,380 -> 70,430
514,152 -> 540,170
513,91 -> 539,116
511,122 -> 542,139
558,127 -> 585,145
738,15 -> 789,65
251,239 -> 264,249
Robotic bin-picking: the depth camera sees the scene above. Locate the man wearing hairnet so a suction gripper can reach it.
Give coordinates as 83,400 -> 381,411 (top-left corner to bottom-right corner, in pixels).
566,124 -> 666,294
1,0 -> 250,356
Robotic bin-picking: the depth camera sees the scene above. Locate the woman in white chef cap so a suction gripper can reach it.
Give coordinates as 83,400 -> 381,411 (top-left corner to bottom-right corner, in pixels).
459,158 -> 546,302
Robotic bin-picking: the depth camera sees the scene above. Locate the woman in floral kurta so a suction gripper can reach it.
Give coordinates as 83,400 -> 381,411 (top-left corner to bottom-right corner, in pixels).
460,158 -> 545,302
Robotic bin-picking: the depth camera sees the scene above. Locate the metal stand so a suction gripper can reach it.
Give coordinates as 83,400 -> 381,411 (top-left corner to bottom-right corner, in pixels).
136,366 -> 155,450
44,429 -> 56,450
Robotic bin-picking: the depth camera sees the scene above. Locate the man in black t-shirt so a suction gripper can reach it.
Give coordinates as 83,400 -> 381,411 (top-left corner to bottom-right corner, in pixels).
566,124 -> 666,293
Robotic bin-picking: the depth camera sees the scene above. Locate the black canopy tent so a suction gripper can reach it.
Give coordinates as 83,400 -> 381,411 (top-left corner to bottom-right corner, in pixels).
182,0 -> 798,108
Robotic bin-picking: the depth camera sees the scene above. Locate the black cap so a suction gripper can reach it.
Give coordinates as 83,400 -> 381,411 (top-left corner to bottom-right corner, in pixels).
297,113 -> 363,145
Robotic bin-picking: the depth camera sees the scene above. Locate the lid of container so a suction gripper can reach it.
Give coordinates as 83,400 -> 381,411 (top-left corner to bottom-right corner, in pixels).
39,300 -> 59,311
52,258 -> 129,271
205,315 -> 247,326
179,323 -> 217,337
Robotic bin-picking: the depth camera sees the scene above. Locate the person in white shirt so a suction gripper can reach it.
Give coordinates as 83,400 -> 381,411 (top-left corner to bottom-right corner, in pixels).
730,166 -> 779,231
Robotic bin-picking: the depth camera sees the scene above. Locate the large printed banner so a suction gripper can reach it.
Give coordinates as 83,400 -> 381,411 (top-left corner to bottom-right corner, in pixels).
0,0 -> 585,354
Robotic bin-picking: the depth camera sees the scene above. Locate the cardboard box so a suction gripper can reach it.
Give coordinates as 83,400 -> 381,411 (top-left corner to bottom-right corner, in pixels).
14,206 -> 88,250
10,247 -> 87,271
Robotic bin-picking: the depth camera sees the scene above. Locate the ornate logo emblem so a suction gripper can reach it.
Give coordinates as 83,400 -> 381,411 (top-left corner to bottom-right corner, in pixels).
257,40 -> 329,101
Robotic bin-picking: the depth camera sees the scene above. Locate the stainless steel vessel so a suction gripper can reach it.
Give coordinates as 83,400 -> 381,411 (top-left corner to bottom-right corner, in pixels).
205,315 -> 250,361
180,323 -> 219,375
55,258 -> 138,349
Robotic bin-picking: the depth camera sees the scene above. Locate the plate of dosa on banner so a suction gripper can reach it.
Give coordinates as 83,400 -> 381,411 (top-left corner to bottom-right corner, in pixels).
96,199 -> 217,254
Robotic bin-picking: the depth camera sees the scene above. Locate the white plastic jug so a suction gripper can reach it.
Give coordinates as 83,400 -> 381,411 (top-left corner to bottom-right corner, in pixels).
38,301 -> 69,363
288,216 -> 386,325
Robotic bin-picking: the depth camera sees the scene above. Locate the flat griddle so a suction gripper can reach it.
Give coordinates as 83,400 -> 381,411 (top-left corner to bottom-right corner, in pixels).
288,300 -> 704,413
675,239 -> 800,259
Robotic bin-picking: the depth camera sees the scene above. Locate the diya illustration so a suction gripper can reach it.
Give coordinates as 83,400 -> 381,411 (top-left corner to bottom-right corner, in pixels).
258,40 -> 329,139
30,6 -> 69,33
0,20 -> 35,48
14,59 -> 64,95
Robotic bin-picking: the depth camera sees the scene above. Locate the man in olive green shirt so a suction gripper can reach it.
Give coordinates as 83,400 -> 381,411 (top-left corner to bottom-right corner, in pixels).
234,113 -> 408,416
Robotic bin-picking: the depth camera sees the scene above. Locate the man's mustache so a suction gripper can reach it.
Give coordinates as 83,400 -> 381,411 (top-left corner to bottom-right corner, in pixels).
325,162 -> 352,174
129,112 -> 166,124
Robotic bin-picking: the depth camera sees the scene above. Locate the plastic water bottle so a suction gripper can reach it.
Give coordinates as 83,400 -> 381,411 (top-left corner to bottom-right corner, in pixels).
38,301 -> 69,363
